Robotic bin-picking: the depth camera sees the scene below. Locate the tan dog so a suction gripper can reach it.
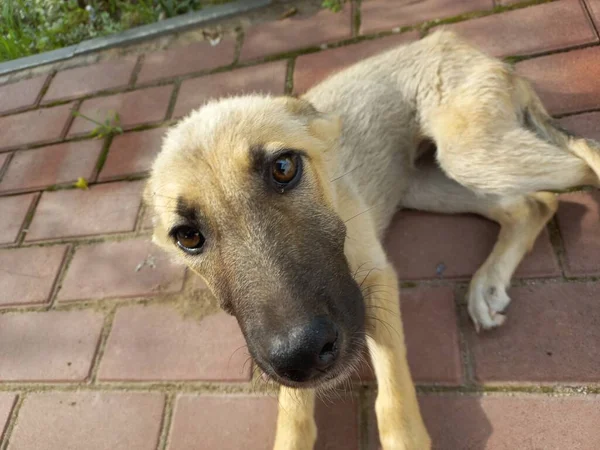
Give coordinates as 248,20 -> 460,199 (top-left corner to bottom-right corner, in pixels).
144,29 -> 600,449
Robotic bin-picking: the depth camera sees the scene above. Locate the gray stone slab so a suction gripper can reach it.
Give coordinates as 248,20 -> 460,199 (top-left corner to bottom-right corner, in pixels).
0,0 -> 271,76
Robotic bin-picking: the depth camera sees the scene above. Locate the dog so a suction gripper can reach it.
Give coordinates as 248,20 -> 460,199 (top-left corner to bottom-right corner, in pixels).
143,29 -> 600,449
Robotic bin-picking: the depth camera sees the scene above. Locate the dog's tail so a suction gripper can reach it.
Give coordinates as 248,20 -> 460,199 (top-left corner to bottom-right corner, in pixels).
513,75 -> 600,184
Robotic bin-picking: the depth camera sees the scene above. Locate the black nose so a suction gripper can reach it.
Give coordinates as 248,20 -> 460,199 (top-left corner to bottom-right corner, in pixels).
268,316 -> 339,383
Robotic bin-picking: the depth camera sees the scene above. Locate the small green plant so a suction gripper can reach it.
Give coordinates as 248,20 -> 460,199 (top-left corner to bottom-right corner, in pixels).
72,109 -> 124,138
321,0 -> 346,13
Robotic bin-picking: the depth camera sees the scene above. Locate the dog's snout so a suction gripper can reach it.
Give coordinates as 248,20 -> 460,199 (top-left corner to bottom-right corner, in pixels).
268,316 -> 339,383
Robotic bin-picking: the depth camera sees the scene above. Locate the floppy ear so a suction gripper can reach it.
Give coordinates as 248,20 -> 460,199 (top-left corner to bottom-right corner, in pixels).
279,96 -> 342,144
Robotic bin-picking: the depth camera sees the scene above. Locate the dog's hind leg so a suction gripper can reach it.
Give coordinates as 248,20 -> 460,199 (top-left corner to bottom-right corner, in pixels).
403,163 -> 558,331
273,387 -> 316,450
362,262 -> 431,449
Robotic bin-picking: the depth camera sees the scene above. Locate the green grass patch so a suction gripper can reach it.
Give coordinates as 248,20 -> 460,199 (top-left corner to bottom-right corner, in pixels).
0,0 -> 236,62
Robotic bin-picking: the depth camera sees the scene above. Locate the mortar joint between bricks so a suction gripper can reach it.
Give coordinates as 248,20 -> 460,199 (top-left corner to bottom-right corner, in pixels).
35,70 -> 57,107
88,306 -> 118,384
129,54 -> 145,88
453,283 -> 478,388
16,192 -> 42,246
46,244 -> 76,310
157,393 -> 177,450
0,393 -> 24,450
165,80 -> 181,122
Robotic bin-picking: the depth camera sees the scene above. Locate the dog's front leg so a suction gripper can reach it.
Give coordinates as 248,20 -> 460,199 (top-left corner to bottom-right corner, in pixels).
365,264 -> 431,450
273,386 -> 317,450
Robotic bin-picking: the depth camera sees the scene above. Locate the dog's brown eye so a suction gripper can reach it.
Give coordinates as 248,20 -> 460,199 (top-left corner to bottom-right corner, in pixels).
271,153 -> 301,190
174,226 -> 205,253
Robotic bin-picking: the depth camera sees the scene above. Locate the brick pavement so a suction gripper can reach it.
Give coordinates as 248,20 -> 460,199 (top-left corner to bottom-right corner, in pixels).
0,1 -> 599,448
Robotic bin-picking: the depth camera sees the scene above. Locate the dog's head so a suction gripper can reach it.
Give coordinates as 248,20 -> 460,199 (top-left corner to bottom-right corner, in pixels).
145,95 -> 365,388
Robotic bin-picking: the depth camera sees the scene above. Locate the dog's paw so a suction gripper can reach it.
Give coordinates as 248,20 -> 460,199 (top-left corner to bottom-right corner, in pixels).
467,277 -> 511,332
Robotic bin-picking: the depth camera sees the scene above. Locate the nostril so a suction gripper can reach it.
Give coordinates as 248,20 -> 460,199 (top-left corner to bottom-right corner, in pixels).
317,333 -> 338,367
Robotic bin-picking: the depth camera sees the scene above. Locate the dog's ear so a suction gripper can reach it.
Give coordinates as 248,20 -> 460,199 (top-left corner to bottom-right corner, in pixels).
279,96 -> 342,144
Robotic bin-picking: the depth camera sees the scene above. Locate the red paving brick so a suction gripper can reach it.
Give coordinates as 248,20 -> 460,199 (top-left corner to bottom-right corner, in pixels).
98,127 -> 166,181
0,75 -> 47,114
42,58 -> 137,103
0,193 -> 36,245
137,39 -> 236,84
439,0 -> 597,58
402,287 -> 463,385
0,103 -> 74,151
172,61 -> 287,119
587,0 -> 600,30
69,85 -> 173,136
57,238 -> 185,302
169,395 -> 359,450
558,111 -> 600,141
0,140 -> 103,193
517,46 -> 600,116
10,392 -> 164,450
384,211 -> 559,280
360,0 -> 492,34
417,394 -> 600,450
0,310 -> 104,381
556,191 -> 600,276
294,32 -> 419,94
25,180 -> 143,241
0,245 -> 67,307
240,6 -> 352,62
99,306 -> 249,381
0,394 -> 16,437
467,282 -> 600,383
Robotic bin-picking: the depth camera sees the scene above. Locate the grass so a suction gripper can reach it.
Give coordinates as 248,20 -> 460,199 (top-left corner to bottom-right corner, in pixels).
0,0 -> 236,62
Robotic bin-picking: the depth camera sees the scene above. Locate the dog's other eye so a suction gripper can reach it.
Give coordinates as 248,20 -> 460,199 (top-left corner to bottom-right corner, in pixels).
174,226 -> 205,253
271,152 -> 302,191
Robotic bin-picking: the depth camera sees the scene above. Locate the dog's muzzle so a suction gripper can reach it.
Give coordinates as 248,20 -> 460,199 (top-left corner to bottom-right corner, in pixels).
266,316 -> 340,383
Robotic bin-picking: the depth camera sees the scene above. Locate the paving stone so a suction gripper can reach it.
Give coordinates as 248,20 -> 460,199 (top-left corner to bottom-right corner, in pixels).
402,287 -> 462,384
0,245 -> 68,307
586,0 -> 600,31
440,0 -> 597,58
0,394 -> 16,439
240,6 -> 352,62
0,193 -> 36,245
0,103 -> 75,150
172,61 -> 287,119
415,394 -> 600,450
384,211 -> 559,280
57,237 -> 185,302
99,127 -> 166,181
556,191 -> 600,276
42,58 -> 137,103
0,310 -> 104,381
0,140 -> 103,193
0,75 -> 47,114
517,46 -> 600,116
9,392 -> 164,450
294,32 -> 419,94
467,282 -> 600,383
25,180 -> 143,241
558,111 -> 600,141
356,287 -> 462,384
137,39 -> 236,84
99,305 -> 249,381
69,85 -> 173,136
360,0 -> 492,34
168,395 -> 359,450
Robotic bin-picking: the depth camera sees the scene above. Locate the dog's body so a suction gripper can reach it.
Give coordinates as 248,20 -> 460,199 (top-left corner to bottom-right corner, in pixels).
145,29 -> 600,449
